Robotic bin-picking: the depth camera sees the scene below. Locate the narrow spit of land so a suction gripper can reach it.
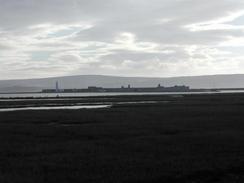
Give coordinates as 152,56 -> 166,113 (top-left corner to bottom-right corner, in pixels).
0,94 -> 244,182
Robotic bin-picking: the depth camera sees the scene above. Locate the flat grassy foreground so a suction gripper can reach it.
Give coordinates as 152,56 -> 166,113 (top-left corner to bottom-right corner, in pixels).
0,94 -> 244,182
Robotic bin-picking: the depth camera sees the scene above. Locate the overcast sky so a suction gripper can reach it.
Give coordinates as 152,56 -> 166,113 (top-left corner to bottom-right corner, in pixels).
1,0 -> 244,79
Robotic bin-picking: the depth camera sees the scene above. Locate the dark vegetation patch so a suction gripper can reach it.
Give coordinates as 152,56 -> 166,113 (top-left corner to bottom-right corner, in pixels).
0,93 -> 244,182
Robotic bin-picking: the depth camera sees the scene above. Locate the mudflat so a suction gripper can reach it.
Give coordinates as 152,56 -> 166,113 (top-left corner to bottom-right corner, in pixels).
0,93 -> 244,182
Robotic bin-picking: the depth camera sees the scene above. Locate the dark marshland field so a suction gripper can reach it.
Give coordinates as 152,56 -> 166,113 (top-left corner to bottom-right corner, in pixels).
0,93 -> 244,182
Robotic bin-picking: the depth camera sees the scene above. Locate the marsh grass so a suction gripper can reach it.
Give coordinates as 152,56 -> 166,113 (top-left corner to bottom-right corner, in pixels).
0,94 -> 244,182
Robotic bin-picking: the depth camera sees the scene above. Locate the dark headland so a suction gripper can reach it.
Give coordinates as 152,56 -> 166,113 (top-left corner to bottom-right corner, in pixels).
0,93 -> 244,182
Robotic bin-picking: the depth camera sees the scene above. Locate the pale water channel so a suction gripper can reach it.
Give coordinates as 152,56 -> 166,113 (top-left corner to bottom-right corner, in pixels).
0,105 -> 111,112
1,90 -> 242,99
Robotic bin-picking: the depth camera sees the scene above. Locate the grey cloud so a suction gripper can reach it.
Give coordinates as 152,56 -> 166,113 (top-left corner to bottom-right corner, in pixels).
1,0 -> 244,79
101,49 -> 187,63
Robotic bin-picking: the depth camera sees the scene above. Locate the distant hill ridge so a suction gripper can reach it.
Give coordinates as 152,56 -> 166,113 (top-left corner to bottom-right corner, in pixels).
1,74 -> 244,92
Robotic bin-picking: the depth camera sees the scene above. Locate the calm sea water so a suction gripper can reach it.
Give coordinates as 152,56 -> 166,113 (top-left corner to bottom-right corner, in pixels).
1,90 -> 244,99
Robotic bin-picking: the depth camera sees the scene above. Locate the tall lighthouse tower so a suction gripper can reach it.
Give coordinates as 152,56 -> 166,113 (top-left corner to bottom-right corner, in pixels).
55,81 -> 59,92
